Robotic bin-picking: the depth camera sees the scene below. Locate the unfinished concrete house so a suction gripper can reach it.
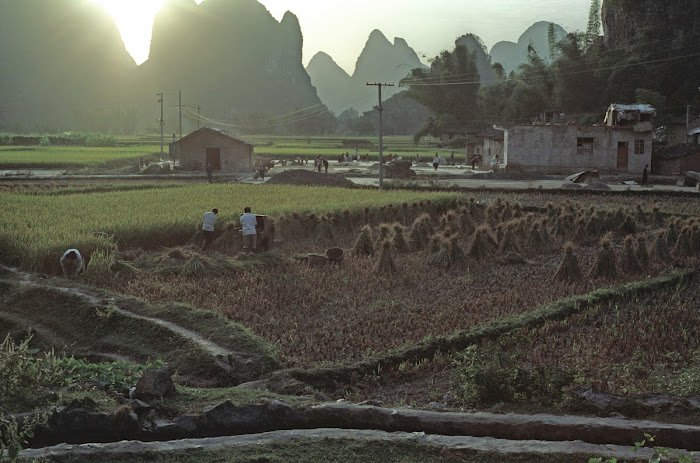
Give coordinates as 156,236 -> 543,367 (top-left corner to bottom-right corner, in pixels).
498,104 -> 654,175
169,127 -> 254,172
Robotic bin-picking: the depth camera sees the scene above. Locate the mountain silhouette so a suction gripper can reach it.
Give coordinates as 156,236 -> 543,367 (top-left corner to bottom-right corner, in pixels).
0,0 -> 135,131
306,29 -> 426,114
489,21 -> 567,74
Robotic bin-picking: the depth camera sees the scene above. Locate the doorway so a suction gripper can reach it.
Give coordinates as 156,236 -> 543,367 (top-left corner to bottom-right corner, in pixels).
617,142 -> 628,171
206,148 -> 221,171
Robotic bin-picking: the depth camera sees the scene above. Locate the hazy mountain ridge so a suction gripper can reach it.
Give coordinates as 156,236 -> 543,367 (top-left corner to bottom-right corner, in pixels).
489,21 -> 568,74
0,0 -> 135,130
137,0 -> 322,128
306,29 -> 427,114
0,0 -> 323,133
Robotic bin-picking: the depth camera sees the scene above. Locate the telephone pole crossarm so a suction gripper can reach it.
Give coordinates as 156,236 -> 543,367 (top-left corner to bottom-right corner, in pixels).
366,82 -> 395,190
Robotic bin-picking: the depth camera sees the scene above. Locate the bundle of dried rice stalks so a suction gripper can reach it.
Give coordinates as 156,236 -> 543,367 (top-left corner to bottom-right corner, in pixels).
553,242 -> 582,282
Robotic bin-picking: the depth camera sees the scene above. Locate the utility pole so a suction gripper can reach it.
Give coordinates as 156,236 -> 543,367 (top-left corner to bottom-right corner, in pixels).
173,91 -> 184,139
197,105 -> 201,129
157,93 -> 164,158
366,82 -> 394,190
687,105 -> 691,140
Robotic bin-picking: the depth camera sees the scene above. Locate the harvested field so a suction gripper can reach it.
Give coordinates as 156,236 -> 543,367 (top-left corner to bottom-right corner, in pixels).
102,196 -> 695,367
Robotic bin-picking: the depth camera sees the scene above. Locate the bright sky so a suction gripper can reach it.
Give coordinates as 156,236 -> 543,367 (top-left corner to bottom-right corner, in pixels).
92,0 -> 591,73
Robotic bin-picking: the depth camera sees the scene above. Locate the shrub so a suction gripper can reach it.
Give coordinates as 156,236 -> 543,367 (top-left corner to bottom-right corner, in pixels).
453,347 -> 574,407
0,334 -> 73,401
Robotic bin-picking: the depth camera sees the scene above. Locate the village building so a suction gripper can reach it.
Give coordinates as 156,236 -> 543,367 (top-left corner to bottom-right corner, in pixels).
169,127 -> 254,172
439,125 -> 504,167
497,104 -> 654,175
653,113 -> 700,175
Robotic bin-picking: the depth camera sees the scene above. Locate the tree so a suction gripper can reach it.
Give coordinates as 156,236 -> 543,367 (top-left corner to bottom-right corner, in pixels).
585,0 -> 602,50
401,44 -> 481,127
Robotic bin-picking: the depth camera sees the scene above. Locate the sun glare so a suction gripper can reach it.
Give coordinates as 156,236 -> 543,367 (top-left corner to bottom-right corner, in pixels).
90,0 -> 164,64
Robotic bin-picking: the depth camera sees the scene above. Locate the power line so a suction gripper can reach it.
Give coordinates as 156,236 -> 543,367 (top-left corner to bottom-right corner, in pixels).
400,51 -> 700,87
401,40 -> 698,84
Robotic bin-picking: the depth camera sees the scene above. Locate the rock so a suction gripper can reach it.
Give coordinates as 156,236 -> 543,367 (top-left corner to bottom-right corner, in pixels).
134,368 -> 176,399
359,400 -> 383,407
201,399 -> 300,435
151,415 -> 200,439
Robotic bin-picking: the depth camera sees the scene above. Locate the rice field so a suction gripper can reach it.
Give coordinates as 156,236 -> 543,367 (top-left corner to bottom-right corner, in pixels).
0,183 -> 460,271
246,135 -> 457,160
0,145 -> 157,169
0,134 -> 457,170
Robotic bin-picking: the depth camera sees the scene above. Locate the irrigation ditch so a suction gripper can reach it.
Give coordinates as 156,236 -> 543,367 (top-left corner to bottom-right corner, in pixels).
2,265 -> 699,460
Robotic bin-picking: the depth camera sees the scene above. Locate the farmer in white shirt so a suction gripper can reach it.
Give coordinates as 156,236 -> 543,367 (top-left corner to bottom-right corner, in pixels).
240,206 -> 258,252
60,249 -> 83,278
201,208 -> 218,250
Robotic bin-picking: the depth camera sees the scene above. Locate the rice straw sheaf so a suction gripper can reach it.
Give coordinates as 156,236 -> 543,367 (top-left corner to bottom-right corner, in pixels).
374,238 -> 396,275
553,241 -> 582,283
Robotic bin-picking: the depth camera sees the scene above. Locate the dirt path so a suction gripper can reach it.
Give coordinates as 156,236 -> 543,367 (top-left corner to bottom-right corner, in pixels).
3,265 -> 240,361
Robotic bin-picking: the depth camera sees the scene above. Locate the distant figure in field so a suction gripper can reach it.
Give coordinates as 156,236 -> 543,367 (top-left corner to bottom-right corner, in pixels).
642,164 -> 649,185
206,163 -> 214,183
240,207 -> 257,252
433,153 -> 440,171
201,208 -> 218,251
415,154 -> 420,164
354,149 -> 359,161
471,156 -> 477,170
323,157 -> 329,173
60,249 -> 83,278
492,155 -> 499,172
450,151 -> 455,166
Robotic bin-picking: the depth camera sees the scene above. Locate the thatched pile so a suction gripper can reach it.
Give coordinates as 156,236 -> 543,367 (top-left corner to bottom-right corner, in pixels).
692,224 -> 700,255
619,215 -> 637,235
374,239 -> 396,275
375,223 -> 392,248
467,225 -> 497,260
553,242 -> 582,282
673,226 -> 693,257
409,213 -> 433,250
588,236 -> 617,279
448,236 -> 469,270
636,235 -> 649,270
652,230 -> 671,262
498,222 -> 521,254
619,235 -> 642,275
457,208 -> 476,235
651,205 -> 665,228
526,223 -> 546,253
352,225 -> 374,256
392,224 -> 409,253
